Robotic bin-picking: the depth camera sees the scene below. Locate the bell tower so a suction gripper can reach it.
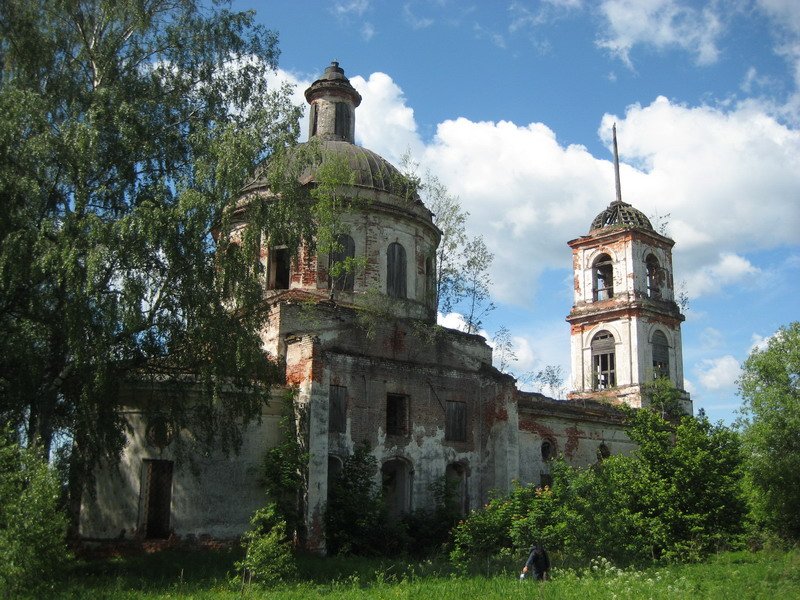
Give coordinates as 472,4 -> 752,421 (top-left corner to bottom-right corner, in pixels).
566,126 -> 691,412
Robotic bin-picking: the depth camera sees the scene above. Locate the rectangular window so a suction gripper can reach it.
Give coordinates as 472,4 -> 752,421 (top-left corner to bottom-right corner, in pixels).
445,401 -> 467,442
268,247 -> 290,290
329,385 -> 347,433
386,394 -> 408,436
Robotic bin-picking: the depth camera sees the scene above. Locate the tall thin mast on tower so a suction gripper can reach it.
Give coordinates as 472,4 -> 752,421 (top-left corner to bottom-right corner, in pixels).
613,123 -> 622,203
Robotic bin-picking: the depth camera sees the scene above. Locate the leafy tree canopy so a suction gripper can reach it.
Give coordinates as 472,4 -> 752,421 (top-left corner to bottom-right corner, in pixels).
0,0 -> 317,527
737,321 -> 800,540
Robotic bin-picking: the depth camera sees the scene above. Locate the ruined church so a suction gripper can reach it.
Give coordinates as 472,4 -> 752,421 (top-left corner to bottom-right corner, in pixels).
81,62 -> 691,551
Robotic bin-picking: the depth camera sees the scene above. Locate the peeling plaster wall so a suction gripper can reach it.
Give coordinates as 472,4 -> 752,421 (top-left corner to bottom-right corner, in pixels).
80,399 -> 282,540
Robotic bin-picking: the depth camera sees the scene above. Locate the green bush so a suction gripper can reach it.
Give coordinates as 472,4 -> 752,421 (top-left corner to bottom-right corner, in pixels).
450,408 -> 748,571
235,503 -> 296,586
0,433 -> 71,595
325,442 -> 408,556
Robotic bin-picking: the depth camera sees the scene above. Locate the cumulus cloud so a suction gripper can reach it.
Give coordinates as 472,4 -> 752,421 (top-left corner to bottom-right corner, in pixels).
597,0 -> 723,67
696,355 -> 741,390
270,68 -> 800,307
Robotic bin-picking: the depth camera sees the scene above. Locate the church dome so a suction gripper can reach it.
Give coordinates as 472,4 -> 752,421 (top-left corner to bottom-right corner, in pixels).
302,140 -> 415,196
590,200 -> 652,232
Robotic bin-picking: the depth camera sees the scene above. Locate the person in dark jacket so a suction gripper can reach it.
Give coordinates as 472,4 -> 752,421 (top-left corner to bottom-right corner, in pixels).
521,544 -> 550,580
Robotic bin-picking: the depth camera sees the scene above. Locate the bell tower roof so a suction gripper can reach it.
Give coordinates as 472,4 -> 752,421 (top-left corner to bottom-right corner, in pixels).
589,124 -> 653,233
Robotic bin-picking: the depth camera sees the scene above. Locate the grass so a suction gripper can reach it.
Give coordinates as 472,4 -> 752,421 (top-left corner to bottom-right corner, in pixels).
35,547 -> 800,599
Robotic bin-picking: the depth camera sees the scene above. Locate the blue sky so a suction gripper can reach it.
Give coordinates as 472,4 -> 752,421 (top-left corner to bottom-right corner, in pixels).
234,0 -> 800,425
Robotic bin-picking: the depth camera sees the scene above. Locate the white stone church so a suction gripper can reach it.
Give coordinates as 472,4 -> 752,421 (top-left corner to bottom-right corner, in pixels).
80,62 -> 691,552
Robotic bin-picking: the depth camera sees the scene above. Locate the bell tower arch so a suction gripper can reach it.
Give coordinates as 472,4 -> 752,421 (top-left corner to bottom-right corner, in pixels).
566,126 -> 691,412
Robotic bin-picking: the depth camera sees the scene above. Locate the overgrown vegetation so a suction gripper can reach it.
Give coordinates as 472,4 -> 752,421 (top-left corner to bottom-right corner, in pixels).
0,433 -> 71,596
451,407 -> 748,571
53,547 -> 800,598
235,503 -> 296,587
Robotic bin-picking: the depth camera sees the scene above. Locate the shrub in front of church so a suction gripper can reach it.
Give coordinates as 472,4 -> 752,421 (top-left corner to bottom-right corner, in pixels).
235,503 -> 297,586
450,410 -> 748,570
0,432 -> 71,596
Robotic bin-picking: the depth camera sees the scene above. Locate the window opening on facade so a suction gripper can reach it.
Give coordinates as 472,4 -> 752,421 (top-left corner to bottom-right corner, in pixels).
327,455 -> 343,504
387,242 -> 407,299
592,330 -> 616,389
446,462 -> 469,515
445,401 -> 467,442
328,234 -> 355,292
597,443 -> 611,461
329,385 -> 347,433
541,440 -> 554,461
269,247 -> 290,290
382,458 -> 412,518
334,102 -> 351,140
425,256 -> 435,305
310,103 -> 318,137
140,459 -> 173,539
652,330 -> 670,379
646,254 -> 662,298
386,393 -> 408,436
592,254 -> 614,301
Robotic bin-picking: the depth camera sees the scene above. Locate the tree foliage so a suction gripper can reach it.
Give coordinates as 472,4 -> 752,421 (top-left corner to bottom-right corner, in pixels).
738,321 -> 800,540
0,432 -> 71,595
451,408 -> 747,570
235,503 -> 297,587
0,0 -> 312,527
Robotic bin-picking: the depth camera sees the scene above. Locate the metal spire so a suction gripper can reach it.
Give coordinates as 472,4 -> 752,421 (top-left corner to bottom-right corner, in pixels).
613,123 -> 622,204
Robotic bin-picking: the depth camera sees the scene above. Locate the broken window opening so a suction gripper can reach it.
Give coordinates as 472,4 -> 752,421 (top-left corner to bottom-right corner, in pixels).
141,459 -> 173,539
539,472 -> 554,489
592,254 -> 614,301
541,440 -> 555,461
334,102 -> 351,140
328,234 -> 355,292
646,254 -> 662,299
386,393 -> 408,436
382,458 -> 412,518
446,462 -> 469,515
327,455 -> 343,505
597,443 -> 611,461
445,401 -> 467,442
310,103 -> 318,137
387,242 -> 407,299
652,330 -> 670,380
329,384 -> 347,433
268,246 -> 291,290
591,330 -> 617,389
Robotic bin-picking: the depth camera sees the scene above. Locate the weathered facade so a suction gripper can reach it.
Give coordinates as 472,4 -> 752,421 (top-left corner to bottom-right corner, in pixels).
80,63 -> 688,552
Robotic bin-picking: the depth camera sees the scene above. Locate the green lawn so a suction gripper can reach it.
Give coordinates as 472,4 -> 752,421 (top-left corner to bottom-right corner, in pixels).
38,547 -> 800,599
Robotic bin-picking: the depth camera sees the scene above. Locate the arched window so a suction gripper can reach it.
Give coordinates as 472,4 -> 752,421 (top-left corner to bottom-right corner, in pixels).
328,234 -> 355,292
541,440 -> 555,461
446,462 -> 469,515
387,242 -> 407,299
593,254 -> 614,301
652,330 -> 670,379
646,254 -> 661,298
382,458 -> 412,518
592,330 -> 616,389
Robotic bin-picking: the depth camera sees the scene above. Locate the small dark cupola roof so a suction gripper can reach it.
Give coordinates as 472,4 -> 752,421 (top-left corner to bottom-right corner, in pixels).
304,61 -> 362,143
589,123 -> 653,232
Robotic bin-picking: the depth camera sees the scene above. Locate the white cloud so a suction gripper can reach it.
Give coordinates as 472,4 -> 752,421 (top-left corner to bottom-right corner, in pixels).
270,69 -> 800,307
362,22 -> 376,41
597,0 -> 723,67
696,355 -> 741,390
403,4 -> 434,29
350,72 -> 423,164
333,0 -> 370,17
687,253 -> 761,297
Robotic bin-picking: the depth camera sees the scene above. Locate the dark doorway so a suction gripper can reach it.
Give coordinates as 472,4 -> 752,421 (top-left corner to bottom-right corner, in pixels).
143,460 -> 173,539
